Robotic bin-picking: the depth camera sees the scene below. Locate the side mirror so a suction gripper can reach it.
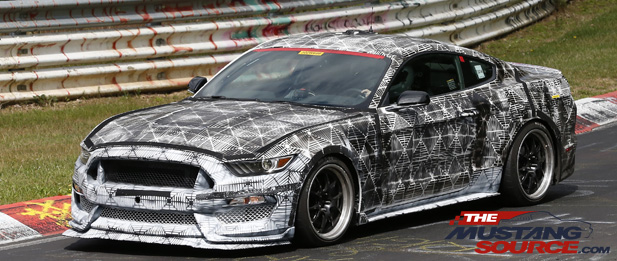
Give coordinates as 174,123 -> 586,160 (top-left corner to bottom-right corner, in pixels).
397,90 -> 430,106
188,76 -> 207,94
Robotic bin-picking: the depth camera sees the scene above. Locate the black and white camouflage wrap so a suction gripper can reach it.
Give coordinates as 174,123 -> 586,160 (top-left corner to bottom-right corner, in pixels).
64,32 -> 577,248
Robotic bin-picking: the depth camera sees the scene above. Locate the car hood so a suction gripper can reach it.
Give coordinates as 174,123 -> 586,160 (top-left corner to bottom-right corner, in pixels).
85,99 -> 356,158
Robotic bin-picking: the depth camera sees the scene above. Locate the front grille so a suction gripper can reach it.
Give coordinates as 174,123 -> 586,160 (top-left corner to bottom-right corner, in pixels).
79,195 -> 96,212
101,160 -> 199,188
215,204 -> 276,224
100,207 -> 198,225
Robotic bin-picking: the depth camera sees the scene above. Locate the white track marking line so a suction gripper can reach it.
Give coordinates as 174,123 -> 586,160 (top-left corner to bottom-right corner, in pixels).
0,235 -> 66,251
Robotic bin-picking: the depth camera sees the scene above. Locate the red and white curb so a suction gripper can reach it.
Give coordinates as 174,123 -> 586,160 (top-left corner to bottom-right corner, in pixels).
1,91 -> 617,245
575,90 -> 617,134
0,195 -> 71,244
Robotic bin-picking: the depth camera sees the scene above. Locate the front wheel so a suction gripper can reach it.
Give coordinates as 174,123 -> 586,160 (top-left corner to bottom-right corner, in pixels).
294,157 -> 355,247
501,122 -> 555,206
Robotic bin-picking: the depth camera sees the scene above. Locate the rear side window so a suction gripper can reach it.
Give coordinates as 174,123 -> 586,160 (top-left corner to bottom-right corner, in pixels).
386,53 -> 495,104
460,57 -> 494,88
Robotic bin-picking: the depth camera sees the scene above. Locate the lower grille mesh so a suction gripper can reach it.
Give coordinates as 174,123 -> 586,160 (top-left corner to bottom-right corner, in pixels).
79,195 -> 95,212
100,207 -> 198,225
215,204 -> 276,224
101,160 -> 199,188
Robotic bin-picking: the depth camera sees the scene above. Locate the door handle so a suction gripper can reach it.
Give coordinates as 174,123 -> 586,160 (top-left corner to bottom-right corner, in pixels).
460,109 -> 478,117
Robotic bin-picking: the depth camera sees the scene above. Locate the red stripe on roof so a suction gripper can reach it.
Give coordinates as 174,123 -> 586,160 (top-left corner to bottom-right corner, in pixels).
254,48 -> 385,59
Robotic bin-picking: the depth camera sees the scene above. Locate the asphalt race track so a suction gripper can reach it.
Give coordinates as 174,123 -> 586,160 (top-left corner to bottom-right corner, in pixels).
1,124 -> 616,261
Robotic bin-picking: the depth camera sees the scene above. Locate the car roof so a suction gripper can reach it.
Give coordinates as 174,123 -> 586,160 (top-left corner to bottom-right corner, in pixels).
254,31 -> 465,61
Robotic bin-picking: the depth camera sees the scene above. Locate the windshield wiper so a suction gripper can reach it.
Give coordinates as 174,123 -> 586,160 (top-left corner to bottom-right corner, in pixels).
192,96 -> 266,102
206,95 -> 227,99
189,95 -> 227,101
268,100 -> 347,109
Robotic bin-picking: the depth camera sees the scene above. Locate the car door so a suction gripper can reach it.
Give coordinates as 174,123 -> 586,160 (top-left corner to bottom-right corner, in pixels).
376,52 -> 486,206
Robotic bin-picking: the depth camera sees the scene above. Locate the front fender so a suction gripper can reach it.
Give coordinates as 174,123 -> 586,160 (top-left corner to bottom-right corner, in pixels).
258,114 -> 377,227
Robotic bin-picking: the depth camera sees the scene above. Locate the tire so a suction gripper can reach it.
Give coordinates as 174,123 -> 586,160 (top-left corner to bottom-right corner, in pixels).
501,122 -> 555,206
294,157 -> 355,247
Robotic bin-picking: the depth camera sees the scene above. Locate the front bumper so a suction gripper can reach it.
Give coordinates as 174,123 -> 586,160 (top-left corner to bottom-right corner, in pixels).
64,145 -> 306,249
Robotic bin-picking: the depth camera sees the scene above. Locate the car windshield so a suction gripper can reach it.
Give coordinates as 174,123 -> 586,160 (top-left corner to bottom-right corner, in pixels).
195,48 -> 390,108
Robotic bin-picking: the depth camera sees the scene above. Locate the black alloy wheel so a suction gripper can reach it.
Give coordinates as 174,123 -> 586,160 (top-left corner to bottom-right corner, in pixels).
294,157 -> 354,246
501,122 -> 555,205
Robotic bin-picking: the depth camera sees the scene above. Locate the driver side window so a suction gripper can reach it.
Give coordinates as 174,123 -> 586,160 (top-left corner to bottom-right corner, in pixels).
388,53 -> 464,104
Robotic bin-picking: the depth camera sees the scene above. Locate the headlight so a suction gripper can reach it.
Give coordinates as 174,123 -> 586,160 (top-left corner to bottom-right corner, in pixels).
73,180 -> 84,195
79,145 -> 91,165
227,155 -> 294,176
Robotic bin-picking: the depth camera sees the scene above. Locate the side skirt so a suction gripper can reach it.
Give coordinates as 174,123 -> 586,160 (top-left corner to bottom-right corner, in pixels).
364,192 -> 500,224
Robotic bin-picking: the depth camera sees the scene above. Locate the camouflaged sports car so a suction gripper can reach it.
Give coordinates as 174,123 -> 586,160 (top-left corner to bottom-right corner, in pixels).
65,30 -> 577,249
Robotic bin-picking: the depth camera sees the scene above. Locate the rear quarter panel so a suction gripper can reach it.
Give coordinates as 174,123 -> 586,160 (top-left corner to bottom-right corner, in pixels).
511,62 -> 577,181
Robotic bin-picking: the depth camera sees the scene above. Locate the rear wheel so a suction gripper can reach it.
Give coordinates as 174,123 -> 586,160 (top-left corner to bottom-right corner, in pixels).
294,157 -> 355,247
501,122 -> 555,206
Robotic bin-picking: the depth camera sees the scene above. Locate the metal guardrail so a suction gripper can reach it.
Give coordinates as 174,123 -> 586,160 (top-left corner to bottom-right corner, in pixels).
0,0 -> 372,33
0,0 -> 556,103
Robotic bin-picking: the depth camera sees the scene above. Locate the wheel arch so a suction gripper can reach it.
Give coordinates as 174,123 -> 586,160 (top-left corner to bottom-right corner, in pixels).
289,146 -> 362,227
502,115 -> 563,186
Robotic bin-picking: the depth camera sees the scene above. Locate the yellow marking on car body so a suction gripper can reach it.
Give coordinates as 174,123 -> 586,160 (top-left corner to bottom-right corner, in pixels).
298,51 -> 324,56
